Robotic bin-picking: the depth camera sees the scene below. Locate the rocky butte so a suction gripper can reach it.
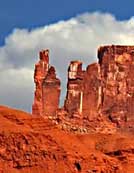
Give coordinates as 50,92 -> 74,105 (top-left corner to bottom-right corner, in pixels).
1,45 -> 134,173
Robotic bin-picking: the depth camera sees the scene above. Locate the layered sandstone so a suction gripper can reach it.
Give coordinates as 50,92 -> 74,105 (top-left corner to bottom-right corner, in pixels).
32,46 -> 134,130
64,62 -> 101,119
64,45 -> 134,128
64,61 -> 84,116
42,66 -> 61,116
98,45 -> 134,127
32,50 -> 60,117
82,63 -> 100,119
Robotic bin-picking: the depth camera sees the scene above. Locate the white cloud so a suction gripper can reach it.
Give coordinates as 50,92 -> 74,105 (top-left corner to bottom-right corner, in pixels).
0,12 -> 134,112
0,68 -> 34,111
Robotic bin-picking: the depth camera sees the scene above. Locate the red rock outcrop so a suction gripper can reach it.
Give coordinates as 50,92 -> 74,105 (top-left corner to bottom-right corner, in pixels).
64,45 -> 134,129
98,46 -> 134,127
32,46 -> 134,131
32,50 -> 60,117
64,61 -> 101,121
42,66 -> 61,116
64,61 -> 84,117
82,63 -> 100,119
64,61 -> 100,120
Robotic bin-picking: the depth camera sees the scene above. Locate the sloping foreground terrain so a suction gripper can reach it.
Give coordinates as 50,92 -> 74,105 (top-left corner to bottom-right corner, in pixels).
0,105 -> 134,173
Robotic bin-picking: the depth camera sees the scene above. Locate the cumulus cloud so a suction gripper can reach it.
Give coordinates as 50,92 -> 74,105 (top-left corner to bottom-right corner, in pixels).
0,68 -> 33,111
0,12 -> 134,112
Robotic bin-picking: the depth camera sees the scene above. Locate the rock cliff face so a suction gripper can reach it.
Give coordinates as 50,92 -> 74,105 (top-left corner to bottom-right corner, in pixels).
82,63 -> 100,119
64,61 -> 84,116
64,61 -> 100,120
64,45 -> 134,128
32,50 -> 60,117
98,46 -> 134,127
32,45 -> 134,130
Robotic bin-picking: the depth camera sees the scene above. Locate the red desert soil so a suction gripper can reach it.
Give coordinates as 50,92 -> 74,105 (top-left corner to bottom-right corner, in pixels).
0,105 -> 134,173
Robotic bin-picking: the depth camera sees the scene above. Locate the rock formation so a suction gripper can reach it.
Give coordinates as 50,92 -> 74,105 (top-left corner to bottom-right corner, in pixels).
2,45 -> 134,173
32,46 -> 134,130
64,45 -> 134,128
32,50 -> 60,117
64,61 -> 84,116
98,46 -> 134,127
64,61 -> 101,120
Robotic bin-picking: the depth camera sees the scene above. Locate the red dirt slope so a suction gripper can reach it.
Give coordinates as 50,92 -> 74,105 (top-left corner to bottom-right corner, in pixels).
0,105 -> 134,173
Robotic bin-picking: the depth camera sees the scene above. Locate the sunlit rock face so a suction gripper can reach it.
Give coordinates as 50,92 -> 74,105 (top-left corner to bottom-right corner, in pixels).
42,66 -> 61,116
32,50 -> 60,117
82,63 -> 100,120
98,45 -> 134,126
32,46 -> 134,129
64,61 -> 84,116
64,61 -> 100,120
64,45 -> 134,127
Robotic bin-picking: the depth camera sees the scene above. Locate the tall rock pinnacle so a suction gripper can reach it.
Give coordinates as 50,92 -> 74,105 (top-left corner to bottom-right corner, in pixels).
32,50 -> 61,117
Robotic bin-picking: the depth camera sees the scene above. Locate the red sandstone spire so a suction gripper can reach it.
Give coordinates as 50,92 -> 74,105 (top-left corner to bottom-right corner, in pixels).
32,49 -> 61,117
32,49 -> 50,116
64,61 -> 84,116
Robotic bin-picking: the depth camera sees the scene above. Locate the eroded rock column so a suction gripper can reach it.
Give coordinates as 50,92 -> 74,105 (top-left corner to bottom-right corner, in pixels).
64,61 -> 84,116
82,63 -> 100,119
32,50 -> 49,116
32,50 -> 60,117
42,66 -> 61,116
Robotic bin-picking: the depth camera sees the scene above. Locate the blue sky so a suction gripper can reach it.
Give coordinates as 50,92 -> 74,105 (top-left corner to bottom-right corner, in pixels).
1,0 -> 134,112
0,0 -> 134,45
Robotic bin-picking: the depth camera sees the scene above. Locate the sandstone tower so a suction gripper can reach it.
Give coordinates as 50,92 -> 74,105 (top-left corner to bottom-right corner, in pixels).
32,50 -> 61,116
98,46 -> 134,125
32,46 -> 134,128
64,61 -> 84,116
